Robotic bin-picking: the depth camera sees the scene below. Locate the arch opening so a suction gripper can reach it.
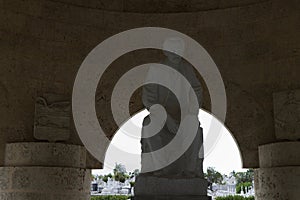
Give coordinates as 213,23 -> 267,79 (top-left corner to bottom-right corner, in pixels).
93,108 -> 244,175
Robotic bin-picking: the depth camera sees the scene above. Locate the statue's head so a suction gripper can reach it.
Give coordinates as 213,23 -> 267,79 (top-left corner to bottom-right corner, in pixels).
163,37 -> 185,64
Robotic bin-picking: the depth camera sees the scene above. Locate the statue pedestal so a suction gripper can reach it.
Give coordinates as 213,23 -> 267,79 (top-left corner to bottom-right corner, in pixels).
134,174 -> 209,200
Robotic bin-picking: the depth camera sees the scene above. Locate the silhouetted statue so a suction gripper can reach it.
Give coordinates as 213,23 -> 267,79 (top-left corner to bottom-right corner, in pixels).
141,37 -> 204,178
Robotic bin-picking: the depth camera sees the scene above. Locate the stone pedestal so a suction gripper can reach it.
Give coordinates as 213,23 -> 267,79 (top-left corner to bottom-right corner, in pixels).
0,142 -> 91,200
134,175 -> 209,200
255,142 -> 300,200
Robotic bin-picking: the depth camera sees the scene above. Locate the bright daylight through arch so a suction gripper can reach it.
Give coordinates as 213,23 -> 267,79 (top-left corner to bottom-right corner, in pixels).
93,109 -> 246,176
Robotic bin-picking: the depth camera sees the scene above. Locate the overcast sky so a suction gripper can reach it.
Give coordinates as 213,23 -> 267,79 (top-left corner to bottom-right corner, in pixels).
93,109 -> 247,176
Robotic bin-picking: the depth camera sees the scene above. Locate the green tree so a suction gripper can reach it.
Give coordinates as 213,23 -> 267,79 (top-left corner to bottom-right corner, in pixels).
130,169 -> 140,178
114,173 -> 127,183
107,173 -> 113,178
113,163 -> 127,175
232,169 -> 254,194
91,174 -> 96,181
102,175 -> 109,183
113,163 -> 128,184
129,181 -> 135,194
204,167 -> 224,190
236,182 -> 252,194
234,169 -> 254,185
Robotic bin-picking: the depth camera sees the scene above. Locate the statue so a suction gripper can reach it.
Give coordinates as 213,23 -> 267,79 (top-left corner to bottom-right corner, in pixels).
140,37 -> 204,178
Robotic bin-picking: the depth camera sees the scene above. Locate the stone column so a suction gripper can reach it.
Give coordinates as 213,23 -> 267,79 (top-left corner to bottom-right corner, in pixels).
255,90 -> 300,200
0,94 -> 91,199
0,142 -> 91,200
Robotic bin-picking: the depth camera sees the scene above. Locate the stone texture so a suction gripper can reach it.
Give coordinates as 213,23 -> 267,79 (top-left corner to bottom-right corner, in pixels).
254,167 -> 300,200
0,192 -> 90,200
1,0 -> 268,14
0,142 -> 91,200
0,167 -> 91,200
0,167 -> 10,191
34,93 -> 71,142
4,142 -> 86,168
259,142 -> 300,168
273,89 -> 300,141
0,0 -> 298,173
134,175 -> 208,196
0,0 -> 299,199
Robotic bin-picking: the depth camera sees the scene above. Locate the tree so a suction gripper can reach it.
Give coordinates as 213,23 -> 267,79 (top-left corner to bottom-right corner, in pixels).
233,169 -> 254,194
234,169 -> 254,185
102,175 -> 108,183
114,172 -> 127,183
101,174 -> 112,183
98,175 -> 104,180
113,163 -> 128,184
130,169 -> 140,179
236,182 -> 252,194
129,181 -> 135,194
107,173 -> 113,178
113,163 -> 127,175
91,174 -> 96,181
129,181 -> 135,187
204,167 -> 224,190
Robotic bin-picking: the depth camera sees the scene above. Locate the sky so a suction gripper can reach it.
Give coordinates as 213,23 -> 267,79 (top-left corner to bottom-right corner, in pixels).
92,109 -> 247,176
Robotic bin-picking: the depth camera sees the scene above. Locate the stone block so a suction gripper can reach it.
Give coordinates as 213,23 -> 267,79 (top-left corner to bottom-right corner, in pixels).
273,89 -> 300,140
259,142 -> 300,168
11,167 -> 91,192
5,142 -> 86,168
0,192 -> 48,200
254,167 -> 300,200
0,167 -> 91,200
0,192 -> 90,200
34,93 -> 71,142
0,167 -> 11,190
134,175 -> 208,196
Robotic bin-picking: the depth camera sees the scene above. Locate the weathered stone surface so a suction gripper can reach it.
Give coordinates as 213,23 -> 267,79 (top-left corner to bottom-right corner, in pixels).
0,167 -> 91,199
254,167 -> 300,200
0,167 -> 10,191
1,0 -> 269,14
0,1 -> 299,200
0,0 -> 299,171
0,192 -> 90,200
135,175 -> 208,196
259,142 -> 300,168
273,89 -> 300,141
0,142 -> 91,200
0,192 -> 49,200
34,93 -> 71,142
5,142 -> 86,168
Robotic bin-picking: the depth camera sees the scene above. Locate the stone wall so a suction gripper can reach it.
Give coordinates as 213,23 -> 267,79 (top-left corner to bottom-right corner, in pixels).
0,0 -> 299,169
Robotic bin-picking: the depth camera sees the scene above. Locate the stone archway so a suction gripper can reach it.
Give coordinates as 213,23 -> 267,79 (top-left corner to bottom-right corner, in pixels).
0,0 -> 299,199
101,108 -> 245,174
